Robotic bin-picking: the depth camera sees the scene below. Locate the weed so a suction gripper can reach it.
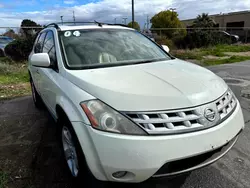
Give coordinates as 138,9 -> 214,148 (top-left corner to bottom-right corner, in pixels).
0,171 -> 8,188
0,62 -> 29,85
0,60 -> 30,99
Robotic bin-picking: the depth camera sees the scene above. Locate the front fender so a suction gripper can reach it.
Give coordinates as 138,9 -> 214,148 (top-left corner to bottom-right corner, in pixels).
55,77 -> 96,123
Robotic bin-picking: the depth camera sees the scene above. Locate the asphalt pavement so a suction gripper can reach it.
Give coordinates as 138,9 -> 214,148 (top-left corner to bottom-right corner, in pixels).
1,61 -> 250,188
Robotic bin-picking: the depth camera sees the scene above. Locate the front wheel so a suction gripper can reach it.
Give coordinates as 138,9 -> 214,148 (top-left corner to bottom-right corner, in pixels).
60,120 -> 106,187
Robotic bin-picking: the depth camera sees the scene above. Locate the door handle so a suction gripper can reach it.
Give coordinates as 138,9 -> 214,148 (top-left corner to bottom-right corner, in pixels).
36,70 -> 40,74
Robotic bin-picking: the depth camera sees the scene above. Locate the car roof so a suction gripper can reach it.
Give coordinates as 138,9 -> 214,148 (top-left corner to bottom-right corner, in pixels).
59,25 -> 134,31
45,23 -> 134,31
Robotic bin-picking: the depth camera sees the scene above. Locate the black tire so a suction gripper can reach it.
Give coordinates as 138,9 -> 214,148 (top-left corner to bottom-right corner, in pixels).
30,77 -> 43,109
59,117 -> 106,187
0,49 -> 4,57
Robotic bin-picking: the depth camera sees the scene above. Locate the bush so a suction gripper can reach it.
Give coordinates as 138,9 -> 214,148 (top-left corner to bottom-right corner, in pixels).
184,30 -> 231,49
155,37 -> 175,50
5,36 -> 35,62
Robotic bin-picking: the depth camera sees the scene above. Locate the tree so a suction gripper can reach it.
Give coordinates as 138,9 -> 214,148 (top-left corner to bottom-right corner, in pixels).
20,19 -> 42,38
184,13 -> 228,48
128,21 -> 140,31
193,13 -> 215,28
150,10 -> 186,39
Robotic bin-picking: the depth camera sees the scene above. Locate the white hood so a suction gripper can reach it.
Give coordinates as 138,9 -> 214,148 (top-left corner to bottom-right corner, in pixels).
65,59 -> 228,111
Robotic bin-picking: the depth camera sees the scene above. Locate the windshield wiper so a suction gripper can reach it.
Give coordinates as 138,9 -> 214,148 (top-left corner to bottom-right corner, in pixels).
129,58 -> 170,65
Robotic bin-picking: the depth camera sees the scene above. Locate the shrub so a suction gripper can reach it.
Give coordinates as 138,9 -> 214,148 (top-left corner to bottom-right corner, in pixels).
155,37 -> 175,50
5,36 -> 35,62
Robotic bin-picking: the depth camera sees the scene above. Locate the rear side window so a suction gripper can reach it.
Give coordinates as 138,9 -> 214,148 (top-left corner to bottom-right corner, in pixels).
35,32 -> 46,53
42,31 -> 57,67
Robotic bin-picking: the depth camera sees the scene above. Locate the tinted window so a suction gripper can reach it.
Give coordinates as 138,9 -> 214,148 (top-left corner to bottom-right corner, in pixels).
42,31 -> 57,67
35,32 -> 46,53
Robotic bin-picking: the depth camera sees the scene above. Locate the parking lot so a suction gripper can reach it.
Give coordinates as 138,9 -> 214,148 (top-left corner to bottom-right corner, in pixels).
1,61 -> 250,188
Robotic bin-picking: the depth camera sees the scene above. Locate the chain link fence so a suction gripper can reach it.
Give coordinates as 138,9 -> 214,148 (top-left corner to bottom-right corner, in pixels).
150,27 -> 250,40
1,26 -> 250,50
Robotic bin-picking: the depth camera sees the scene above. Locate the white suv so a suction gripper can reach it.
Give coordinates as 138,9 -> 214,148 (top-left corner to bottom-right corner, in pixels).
28,23 -> 244,184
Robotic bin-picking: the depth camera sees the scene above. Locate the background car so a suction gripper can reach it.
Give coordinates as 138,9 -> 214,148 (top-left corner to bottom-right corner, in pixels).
218,31 -> 239,43
0,36 -> 13,57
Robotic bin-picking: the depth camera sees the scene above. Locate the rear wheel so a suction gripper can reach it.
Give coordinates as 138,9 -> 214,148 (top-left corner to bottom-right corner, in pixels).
0,49 -> 4,57
60,117 -> 106,187
30,78 -> 43,108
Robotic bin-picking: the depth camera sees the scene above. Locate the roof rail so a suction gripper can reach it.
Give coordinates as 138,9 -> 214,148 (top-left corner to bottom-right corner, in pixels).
107,23 -> 130,28
45,22 -> 131,29
45,23 -> 60,29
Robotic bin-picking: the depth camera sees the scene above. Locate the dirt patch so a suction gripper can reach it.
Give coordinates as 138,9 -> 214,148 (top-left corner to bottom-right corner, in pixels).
203,55 -> 230,60
0,83 -> 30,100
224,52 -> 250,57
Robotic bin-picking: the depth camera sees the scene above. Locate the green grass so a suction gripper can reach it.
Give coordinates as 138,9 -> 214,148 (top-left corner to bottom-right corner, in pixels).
0,59 -> 29,85
172,44 -> 250,66
0,171 -> 8,188
0,58 -> 30,100
173,44 -> 250,59
210,44 -> 250,53
203,56 -> 250,66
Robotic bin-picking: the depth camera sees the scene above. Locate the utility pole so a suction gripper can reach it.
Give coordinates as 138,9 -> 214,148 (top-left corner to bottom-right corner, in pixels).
122,17 -> 128,25
132,0 -> 134,28
114,18 -> 117,24
146,15 -> 149,31
169,8 -> 176,19
73,11 -> 76,25
60,16 -> 64,25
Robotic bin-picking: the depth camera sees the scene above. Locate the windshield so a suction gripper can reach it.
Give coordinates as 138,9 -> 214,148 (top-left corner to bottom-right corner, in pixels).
60,29 -> 171,69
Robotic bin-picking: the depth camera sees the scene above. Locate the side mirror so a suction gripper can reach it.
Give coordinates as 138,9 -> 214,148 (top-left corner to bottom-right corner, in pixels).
162,45 -> 170,53
30,53 -> 51,68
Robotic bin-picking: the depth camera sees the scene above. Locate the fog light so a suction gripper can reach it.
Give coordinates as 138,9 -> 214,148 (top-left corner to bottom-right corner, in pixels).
112,171 -> 127,178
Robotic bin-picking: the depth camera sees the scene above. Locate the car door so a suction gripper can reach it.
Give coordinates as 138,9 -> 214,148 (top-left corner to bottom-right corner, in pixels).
39,30 -> 59,115
29,32 -> 47,94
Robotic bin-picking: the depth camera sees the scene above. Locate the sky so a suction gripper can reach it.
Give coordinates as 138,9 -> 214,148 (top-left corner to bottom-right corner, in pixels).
0,0 -> 250,30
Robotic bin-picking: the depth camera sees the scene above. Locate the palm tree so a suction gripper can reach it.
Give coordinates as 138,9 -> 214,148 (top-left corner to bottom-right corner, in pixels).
193,13 -> 215,28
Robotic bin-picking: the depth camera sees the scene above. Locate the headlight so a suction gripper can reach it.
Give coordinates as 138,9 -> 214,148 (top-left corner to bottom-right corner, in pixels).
80,100 -> 147,135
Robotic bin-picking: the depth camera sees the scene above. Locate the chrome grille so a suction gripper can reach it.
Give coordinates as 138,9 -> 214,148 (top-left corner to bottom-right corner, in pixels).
124,89 -> 237,135
216,90 -> 237,120
125,109 -> 204,134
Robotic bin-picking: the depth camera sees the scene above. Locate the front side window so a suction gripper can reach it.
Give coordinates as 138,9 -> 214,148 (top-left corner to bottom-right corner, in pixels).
43,31 -> 57,66
60,29 -> 171,69
35,32 -> 46,53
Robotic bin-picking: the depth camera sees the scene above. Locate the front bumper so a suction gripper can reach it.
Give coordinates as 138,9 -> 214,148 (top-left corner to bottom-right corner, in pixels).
73,101 -> 244,183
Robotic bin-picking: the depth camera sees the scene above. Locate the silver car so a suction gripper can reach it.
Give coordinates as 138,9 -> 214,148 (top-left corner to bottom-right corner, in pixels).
0,36 -> 13,57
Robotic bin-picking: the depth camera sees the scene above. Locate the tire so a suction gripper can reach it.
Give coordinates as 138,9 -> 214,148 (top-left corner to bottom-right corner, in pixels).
60,117 -> 106,187
30,77 -> 43,109
0,49 -> 4,57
